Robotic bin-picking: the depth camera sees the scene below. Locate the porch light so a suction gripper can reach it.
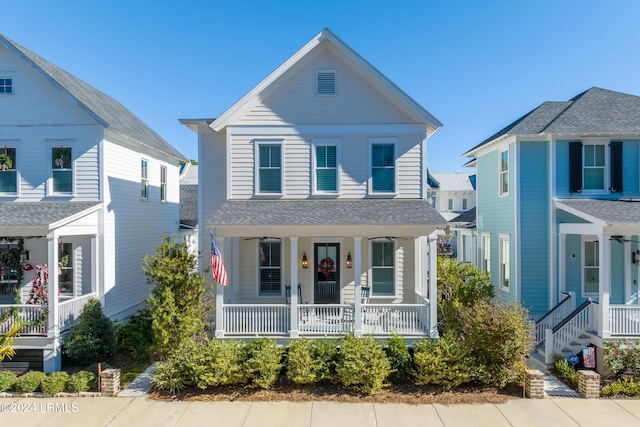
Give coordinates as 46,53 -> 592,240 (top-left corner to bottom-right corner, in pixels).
346,252 -> 353,268
302,252 -> 308,268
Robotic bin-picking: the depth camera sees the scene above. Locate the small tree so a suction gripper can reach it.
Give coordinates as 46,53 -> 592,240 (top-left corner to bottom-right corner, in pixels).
63,299 -> 116,365
143,235 -> 208,358
437,257 -> 493,336
0,321 -> 21,363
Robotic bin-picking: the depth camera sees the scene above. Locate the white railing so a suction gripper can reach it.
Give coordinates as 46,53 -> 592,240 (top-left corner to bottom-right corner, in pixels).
362,304 -> 429,335
610,305 -> 640,336
545,301 -> 594,364
223,304 -> 290,335
0,304 -> 47,335
58,293 -> 97,332
298,304 -> 354,334
535,292 -> 573,344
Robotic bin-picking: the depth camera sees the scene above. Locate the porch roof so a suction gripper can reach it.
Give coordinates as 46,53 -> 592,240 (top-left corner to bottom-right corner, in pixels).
555,199 -> 640,226
206,199 -> 446,233
0,202 -> 102,230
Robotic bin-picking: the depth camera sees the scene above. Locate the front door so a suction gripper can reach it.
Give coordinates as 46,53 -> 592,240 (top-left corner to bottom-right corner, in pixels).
314,243 -> 340,304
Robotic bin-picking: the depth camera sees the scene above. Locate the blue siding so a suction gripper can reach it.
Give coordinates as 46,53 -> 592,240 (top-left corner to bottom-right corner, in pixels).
565,235 -> 583,299
611,240 -> 625,304
519,141 -> 549,316
622,140 -> 640,196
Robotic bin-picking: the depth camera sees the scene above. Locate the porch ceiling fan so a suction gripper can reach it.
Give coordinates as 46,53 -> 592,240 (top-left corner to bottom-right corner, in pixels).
244,236 -> 282,241
368,236 -> 406,241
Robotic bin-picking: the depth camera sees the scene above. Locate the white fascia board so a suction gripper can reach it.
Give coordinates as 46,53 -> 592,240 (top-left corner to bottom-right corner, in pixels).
226,123 -> 426,136
553,200 -> 607,227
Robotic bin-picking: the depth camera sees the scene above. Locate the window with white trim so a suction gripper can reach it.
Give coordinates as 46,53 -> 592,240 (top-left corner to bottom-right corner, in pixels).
499,149 -> 509,196
316,70 -> 336,95
313,140 -> 339,193
160,165 -> 167,202
0,78 -> 12,94
58,242 -> 73,294
583,144 -> 606,191
371,140 -> 395,193
51,146 -> 72,194
259,240 -> 282,296
482,234 -> 490,272
0,147 -> 17,195
462,198 -> 468,211
499,235 -> 509,289
371,240 -> 394,296
430,196 -> 436,208
448,199 -> 453,211
257,142 -> 282,194
583,240 -> 599,294
141,159 -> 149,199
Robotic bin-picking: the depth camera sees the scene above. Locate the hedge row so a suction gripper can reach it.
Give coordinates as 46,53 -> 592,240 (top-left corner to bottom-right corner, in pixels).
0,370 -> 96,394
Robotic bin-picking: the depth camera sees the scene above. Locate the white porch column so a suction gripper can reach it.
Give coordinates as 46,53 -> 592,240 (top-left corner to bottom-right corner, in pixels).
91,234 -> 99,298
214,235 -> 225,338
559,233 -> 566,300
599,233 -> 611,339
428,231 -> 439,338
289,236 -> 299,338
624,236 -> 632,304
44,235 -> 61,373
353,236 -> 363,336
232,237 -> 240,303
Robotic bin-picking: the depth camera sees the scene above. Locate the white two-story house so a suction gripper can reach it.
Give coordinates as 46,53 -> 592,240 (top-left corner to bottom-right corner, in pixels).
182,29 -> 445,339
0,34 -> 184,371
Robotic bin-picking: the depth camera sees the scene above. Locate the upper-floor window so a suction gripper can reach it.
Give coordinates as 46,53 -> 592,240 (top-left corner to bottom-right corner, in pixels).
259,240 -> 282,296
499,235 -> 510,290
462,198 -> 468,211
0,147 -> 17,195
141,159 -> 149,199
569,141 -> 622,193
257,142 -> 282,194
370,140 -> 396,193
430,196 -> 436,209
499,149 -> 509,196
0,78 -> 12,94
160,166 -> 167,202
482,234 -> 490,272
448,199 -> 453,211
314,140 -> 339,194
371,240 -> 395,296
583,144 -> 605,190
51,146 -> 72,194
316,70 -> 336,95
583,239 -> 599,295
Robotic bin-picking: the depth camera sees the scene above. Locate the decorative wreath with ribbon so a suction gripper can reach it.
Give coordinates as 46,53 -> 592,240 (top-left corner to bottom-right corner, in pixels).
318,257 -> 335,275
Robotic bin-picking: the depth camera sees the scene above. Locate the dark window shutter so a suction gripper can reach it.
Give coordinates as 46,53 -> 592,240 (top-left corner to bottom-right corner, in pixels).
569,141 -> 583,193
610,141 -> 623,193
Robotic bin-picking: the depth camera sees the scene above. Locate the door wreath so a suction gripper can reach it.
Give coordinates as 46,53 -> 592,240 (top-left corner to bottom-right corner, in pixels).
318,257 -> 335,275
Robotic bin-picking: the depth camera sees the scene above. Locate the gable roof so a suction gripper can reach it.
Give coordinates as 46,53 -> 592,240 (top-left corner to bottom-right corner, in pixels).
209,29 -> 442,137
430,173 -> 476,192
0,34 -> 185,161
555,199 -> 640,226
464,87 -> 640,156
0,201 -> 102,229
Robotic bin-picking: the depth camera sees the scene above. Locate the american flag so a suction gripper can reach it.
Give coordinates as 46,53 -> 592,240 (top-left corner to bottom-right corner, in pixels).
211,236 -> 228,286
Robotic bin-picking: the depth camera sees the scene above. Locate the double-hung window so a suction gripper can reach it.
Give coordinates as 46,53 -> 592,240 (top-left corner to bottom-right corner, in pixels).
482,234 -> 491,272
0,147 -> 17,195
569,140 -> 621,193
583,240 -> 599,295
371,240 -> 394,296
257,142 -> 282,194
0,78 -> 12,94
499,235 -> 510,290
141,159 -> 149,199
313,140 -> 339,194
448,199 -> 453,211
499,149 -> 509,196
259,240 -> 282,296
371,140 -> 395,193
583,144 -> 606,191
160,166 -> 167,202
430,196 -> 436,209
51,146 -> 72,194
462,198 -> 468,211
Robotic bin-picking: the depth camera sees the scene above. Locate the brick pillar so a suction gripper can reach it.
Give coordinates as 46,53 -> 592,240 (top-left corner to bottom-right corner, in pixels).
578,370 -> 600,399
525,369 -> 545,398
100,368 -> 121,397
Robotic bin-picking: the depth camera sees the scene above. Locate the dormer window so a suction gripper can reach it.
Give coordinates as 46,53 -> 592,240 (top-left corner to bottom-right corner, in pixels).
316,70 -> 336,95
0,78 -> 12,94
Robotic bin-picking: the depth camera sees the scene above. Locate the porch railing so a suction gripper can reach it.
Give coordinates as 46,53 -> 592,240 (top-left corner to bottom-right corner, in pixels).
362,304 -> 429,335
610,305 -> 640,336
535,292 -> 574,345
58,293 -> 97,332
544,299 -> 594,364
298,304 -> 354,334
0,304 -> 47,335
222,304 -> 290,335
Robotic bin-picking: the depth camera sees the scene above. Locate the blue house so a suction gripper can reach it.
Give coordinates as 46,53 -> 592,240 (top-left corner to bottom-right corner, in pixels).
464,87 -> 640,366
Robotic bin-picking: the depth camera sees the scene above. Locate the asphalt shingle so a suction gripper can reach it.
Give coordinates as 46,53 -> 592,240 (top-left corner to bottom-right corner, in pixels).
0,202 -> 102,227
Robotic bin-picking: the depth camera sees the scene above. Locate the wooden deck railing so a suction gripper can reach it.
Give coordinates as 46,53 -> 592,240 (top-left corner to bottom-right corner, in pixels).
362,304 -> 429,335
298,304 -> 354,334
223,304 -> 290,335
535,292 -> 573,344
610,305 -> 640,336
58,293 -> 96,332
0,304 -> 47,335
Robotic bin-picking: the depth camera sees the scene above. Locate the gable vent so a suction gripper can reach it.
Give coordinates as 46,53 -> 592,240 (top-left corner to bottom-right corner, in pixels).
316,70 -> 336,95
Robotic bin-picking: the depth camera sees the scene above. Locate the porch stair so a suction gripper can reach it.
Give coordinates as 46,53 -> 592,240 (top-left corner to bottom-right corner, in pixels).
532,332 -> 593,368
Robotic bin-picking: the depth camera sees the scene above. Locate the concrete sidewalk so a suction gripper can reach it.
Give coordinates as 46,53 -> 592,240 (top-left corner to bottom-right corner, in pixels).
1,397 -> 640,426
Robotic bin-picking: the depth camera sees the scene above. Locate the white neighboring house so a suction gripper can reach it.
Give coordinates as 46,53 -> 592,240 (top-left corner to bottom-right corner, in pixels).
179,162 -> 199,255
0,34 -> 185,372
427,172 -> 476,221
181,29 -> 445,339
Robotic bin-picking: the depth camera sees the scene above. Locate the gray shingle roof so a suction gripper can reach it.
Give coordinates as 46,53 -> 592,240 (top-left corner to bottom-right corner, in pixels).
0,34 -> 185,161
466,87 -> 640,155
207,199 -> 446,227
180,184 -> 198,228
450,207 -> 476,224
556,199 -> 640,225
0,202 -> 102,227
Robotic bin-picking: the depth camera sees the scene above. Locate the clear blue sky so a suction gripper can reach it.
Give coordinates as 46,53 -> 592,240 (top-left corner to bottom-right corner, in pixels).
4,0 -> 640,171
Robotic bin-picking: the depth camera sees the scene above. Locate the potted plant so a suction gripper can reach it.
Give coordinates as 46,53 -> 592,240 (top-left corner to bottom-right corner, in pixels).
0,153 -> 12,171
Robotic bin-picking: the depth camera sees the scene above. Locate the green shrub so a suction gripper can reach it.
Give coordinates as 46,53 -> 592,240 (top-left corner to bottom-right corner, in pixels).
40,371 -> 69,395
604,340 -> 640,378
15,370 -> 47,393
385,334 -> 412,384
65,370 -> 96,392
287,338 -> 337,385
116,309 -> 153,361
335,335 -> 391,394
242,338 -> 284,389
459,300 -> 533,387
0,370 -> 17,392
602,377 -> 640,396
151,361 -> 187,395
553,357 -> 578,388
413,334 -> 473,389
63,299 -> 116,366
